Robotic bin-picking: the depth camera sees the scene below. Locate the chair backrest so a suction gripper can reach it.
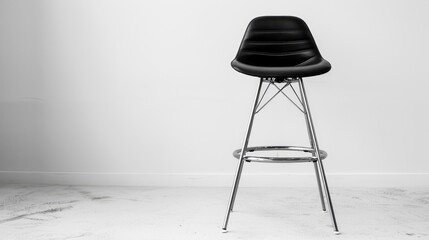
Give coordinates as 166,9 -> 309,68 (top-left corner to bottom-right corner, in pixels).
234,16 -> 323,68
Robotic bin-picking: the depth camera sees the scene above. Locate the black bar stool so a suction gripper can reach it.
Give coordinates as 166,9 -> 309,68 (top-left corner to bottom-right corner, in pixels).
222,16 -> 339,234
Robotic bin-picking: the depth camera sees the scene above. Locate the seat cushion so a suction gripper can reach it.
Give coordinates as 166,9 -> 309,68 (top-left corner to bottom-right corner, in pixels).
232,16 -> 331,78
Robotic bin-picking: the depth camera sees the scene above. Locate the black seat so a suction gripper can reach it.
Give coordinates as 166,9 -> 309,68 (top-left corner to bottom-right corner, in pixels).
231,16 -> 331,78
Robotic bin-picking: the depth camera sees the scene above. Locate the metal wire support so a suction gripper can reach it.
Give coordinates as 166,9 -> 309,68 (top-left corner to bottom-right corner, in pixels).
298,77 -> 339,234
222,78 -> 263,232
255,78 -> 305,114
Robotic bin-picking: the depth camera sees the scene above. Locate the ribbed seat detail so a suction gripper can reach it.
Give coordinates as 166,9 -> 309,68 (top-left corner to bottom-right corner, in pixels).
232,16 -> 331,78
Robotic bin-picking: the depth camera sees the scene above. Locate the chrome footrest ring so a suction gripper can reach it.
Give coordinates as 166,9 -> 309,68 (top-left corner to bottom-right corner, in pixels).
233,146 -> 327,163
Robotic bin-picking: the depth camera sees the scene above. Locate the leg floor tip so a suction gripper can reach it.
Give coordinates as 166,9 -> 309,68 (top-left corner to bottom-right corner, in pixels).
222,229 -> 228,233
334,231 -> 340,235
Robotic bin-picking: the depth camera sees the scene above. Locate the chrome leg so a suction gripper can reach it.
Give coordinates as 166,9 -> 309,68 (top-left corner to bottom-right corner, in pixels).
222,78 -> 263,232
300,86 -> 327,212
298,78 -> 339,234
313,161 -> 327,212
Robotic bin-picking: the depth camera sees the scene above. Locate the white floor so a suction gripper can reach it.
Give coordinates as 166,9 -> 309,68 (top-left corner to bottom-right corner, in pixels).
0,185 -> 428,240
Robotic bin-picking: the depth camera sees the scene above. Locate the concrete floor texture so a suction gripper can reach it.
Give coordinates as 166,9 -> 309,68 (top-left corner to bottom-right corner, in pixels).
0,185 -> 428,240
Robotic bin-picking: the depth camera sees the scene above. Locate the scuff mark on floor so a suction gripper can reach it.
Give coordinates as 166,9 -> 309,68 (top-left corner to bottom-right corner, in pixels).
0,206 -> 73,224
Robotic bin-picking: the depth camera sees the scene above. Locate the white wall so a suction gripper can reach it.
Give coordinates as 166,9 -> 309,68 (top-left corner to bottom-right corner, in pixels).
1,0 -> 429,186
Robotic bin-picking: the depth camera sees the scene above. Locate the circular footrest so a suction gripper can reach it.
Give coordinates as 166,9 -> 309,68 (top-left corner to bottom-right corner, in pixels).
233,146 -> 327,163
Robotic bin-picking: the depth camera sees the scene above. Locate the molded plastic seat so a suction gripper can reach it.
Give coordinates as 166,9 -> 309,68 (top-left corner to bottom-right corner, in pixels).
231,16 -> 331,78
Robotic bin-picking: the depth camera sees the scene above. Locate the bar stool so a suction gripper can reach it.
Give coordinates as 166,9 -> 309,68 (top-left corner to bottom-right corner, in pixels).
222,16 -> 339,234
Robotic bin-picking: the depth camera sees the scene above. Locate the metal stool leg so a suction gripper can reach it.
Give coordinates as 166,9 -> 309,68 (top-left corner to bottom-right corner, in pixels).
298,78 -> 339,234
222,78 -> 263,232
313,161 -> 327,212
302,91 -> 327,212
